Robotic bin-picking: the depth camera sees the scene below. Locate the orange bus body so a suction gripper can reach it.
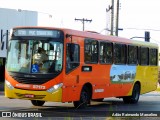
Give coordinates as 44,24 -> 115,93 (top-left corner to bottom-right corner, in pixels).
5,27 -> 158,108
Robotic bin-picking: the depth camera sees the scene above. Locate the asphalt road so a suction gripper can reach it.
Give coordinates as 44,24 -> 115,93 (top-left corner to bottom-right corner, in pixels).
0,91 -> 160,120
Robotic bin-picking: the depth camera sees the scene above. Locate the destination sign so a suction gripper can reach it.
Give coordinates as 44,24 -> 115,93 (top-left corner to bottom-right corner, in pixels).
13,29 -> 61,38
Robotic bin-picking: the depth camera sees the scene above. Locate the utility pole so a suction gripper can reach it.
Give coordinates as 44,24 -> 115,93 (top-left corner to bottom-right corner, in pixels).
75,18 -> 92,31
110,0 -> 114,35
115,0 -> 119,36
107,0 -> 121,36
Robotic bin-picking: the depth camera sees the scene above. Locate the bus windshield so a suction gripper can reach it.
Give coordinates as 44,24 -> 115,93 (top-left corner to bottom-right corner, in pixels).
6,39 -> 63,74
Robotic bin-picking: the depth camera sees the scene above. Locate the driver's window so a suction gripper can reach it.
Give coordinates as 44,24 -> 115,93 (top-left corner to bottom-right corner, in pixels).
66,43 -> 80,73
32,41 -> 63,73
32,41 -> 49,73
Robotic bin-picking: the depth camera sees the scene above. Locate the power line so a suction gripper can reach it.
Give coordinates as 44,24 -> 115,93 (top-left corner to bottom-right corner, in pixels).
150,38 -> 160,44
123,27 -> 160,32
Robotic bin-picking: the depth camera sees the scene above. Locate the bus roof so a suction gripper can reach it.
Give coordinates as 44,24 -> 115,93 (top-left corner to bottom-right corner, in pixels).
13,26 -> 158,48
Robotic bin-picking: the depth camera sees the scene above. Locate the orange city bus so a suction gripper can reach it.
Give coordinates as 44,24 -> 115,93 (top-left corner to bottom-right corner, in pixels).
5,26 -> 158,108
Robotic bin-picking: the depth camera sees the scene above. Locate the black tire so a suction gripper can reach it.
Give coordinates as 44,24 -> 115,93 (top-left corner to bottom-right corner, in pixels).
73,86 -> 91,109
123,83 -> 140,104
31,100 -> 45,106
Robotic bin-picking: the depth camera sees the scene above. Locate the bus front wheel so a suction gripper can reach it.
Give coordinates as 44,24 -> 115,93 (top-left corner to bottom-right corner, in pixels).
31,100 -> 45,106
73,86 -> 91,109
123,83 -> 140,104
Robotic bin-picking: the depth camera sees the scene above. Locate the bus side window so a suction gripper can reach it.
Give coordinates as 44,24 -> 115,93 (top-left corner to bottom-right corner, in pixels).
84,39 -> 98,63
99,42 -> 113,64
149,48 -> 158,66
66,43 -> 80,73
128,45 -> 138,65
140,47 -> 149,65
114,44 -> 126,64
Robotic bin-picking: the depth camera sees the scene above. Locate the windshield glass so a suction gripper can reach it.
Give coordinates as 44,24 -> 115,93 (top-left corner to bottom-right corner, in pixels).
6,40 -> 63,74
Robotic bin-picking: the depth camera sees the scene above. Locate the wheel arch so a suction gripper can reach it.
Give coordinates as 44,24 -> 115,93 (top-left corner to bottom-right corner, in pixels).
123,81 -> 141,104
73,82 -> 93,108
81,82 -> 93,99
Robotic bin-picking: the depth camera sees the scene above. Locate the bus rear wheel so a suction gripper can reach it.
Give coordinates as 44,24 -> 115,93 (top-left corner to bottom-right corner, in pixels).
123,83 -> 140,104
73,86 -> 91,109
31,100 -> 45,106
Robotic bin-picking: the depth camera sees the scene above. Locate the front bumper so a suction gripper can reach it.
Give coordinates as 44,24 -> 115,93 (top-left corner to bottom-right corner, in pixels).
5,84 -> 62,102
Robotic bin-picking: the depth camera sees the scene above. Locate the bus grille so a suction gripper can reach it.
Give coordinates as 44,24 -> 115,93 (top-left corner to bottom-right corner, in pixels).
8,72 -> 58,85
10,76 -> 51,85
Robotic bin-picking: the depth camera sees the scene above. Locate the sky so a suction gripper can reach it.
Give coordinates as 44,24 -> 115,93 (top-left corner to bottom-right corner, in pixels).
0,0 -> 160,44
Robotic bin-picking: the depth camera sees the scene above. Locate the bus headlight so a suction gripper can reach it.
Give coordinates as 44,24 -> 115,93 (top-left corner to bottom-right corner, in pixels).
5,80 -> 14,89
47,83 -> 63,93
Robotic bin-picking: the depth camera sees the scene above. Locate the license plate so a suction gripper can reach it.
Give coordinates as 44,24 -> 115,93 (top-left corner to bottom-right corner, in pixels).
24,94 -> 34,98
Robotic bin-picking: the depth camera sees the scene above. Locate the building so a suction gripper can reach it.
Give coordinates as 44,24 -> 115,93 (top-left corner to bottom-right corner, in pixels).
0,7 -> 52,83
